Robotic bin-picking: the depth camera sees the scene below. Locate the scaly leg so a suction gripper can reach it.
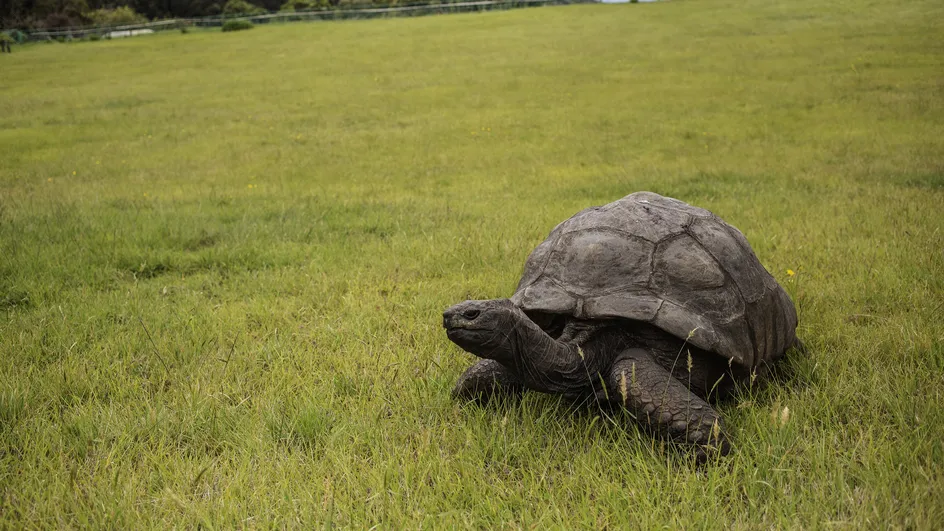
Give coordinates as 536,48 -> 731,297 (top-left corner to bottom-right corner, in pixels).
453,359 -> 524,404
606,348 -> 732,458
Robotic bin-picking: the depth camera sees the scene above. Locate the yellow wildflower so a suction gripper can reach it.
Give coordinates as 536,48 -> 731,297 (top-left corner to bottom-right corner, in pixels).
787,269 -> 796,277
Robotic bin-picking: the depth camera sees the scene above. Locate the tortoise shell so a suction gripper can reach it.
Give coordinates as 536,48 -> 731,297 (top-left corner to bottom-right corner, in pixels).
510,192 -> 798,368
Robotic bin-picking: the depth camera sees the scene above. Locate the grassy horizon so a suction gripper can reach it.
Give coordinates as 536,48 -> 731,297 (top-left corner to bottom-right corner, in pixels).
1,0 -> 943,526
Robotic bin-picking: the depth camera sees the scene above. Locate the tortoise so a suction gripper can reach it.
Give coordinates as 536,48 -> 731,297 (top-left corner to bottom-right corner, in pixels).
442,191 -> 798,457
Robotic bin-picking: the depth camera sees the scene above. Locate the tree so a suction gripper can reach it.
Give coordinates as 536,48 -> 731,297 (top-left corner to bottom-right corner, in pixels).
85,6 -> 147,26
221,0 -> 265,15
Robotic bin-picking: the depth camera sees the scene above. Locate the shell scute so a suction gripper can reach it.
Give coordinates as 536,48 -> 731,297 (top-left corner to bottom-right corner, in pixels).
687,216 -> 768,303
651,234 -> 726,291
583,293 -> 663,322
606,195 -> 693,242
652,301 -> 720,352
542,230 -> 653,297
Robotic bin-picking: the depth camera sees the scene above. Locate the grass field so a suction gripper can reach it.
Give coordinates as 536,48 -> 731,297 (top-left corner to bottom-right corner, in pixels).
1,0 -> 943,526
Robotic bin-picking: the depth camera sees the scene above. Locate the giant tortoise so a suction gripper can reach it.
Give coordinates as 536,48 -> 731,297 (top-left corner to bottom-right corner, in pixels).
443,192 -> 799,456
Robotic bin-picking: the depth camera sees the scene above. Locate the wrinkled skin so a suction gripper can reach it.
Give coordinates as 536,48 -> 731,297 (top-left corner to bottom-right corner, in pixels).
444,299 -> 740,458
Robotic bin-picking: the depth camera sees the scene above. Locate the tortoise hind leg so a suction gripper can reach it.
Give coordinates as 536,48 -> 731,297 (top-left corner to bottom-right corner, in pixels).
606,348 -> 732,458
453,359 -> 524,404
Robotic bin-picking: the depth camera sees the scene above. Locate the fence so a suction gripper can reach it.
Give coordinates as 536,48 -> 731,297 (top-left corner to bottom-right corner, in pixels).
9,0 -> 594,41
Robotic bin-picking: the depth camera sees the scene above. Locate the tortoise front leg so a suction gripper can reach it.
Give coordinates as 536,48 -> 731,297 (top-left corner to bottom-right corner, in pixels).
453,359 -> 524,404
605,348 -> 732,458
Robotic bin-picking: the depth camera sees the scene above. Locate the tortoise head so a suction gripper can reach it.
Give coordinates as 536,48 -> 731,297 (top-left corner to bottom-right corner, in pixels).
443,299 -> 523,366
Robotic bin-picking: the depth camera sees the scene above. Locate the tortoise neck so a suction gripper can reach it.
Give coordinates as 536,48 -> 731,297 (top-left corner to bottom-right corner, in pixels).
511,316 -> 604,394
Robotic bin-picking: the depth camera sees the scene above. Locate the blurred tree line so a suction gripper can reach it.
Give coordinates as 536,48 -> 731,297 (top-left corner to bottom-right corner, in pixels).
0,0 -> 414,29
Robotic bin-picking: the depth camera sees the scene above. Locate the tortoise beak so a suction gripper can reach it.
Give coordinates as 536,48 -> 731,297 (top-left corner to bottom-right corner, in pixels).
442,305 -> 467,330
443,301 -> 488,330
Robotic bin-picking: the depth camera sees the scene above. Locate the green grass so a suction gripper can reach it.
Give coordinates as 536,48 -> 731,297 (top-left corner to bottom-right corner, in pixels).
1,0 -> 943,526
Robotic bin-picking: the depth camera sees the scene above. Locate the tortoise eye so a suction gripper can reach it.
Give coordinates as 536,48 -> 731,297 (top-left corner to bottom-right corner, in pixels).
462,309 -> 481,320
